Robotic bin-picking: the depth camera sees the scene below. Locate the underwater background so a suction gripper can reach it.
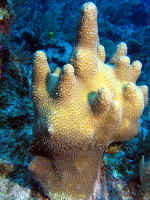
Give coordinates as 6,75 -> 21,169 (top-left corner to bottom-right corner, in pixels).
0,0 -> 150,199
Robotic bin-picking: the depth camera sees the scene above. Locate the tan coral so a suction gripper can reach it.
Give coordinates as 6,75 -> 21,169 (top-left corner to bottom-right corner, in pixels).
29,2 -> 148,200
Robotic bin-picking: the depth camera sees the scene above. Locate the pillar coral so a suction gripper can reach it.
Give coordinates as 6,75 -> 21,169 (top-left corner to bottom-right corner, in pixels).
29,2 -> 148,200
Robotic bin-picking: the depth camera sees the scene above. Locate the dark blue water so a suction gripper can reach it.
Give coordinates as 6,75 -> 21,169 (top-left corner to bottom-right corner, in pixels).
141,0 -> 150,5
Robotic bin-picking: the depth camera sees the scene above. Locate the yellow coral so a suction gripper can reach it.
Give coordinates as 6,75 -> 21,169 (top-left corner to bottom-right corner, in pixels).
0,8 -> 9,21
29,2 -> 148,200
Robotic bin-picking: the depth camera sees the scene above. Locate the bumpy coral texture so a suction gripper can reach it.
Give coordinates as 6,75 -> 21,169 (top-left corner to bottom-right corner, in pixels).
29,2 -> 148,200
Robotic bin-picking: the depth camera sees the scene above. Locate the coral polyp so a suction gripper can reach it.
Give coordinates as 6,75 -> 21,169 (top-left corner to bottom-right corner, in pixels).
29,2 -> 148,200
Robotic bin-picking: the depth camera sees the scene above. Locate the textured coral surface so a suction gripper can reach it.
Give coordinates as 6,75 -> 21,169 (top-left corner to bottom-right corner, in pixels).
29,2 -> 148,200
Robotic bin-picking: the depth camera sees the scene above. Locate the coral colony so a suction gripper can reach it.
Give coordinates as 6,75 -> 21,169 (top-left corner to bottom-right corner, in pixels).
29,2 -> 148,200
0,0 -> 13,35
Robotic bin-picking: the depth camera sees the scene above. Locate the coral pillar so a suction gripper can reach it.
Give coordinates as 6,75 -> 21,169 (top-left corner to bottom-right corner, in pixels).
29,2 -> 148,200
